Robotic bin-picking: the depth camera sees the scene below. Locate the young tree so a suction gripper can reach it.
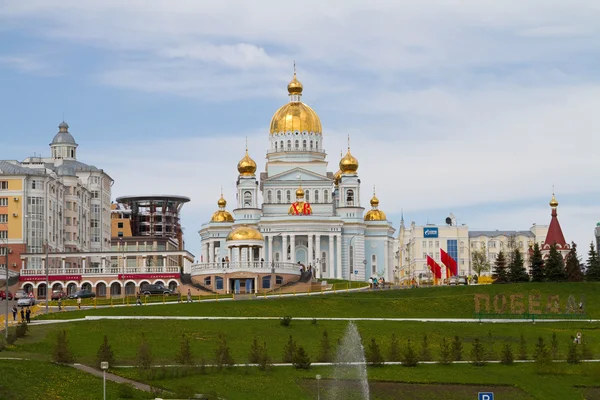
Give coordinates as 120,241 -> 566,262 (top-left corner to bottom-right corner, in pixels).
176,334 -> 193,366
451,336 -> 463,362
96,335 -> 115,369
257,340 -> 272,371
586,242 -> 600,281
493,251 -> 508,284
214,334 -> 234,370
565,242 -> 584,282
438,337 -> 452,365
388,333 -> 401,362
420,334 -> 432,361
471,245 -> 491,277
53,330 -> 74,364
533,337 -> 551,366
282,335 -> 297,363
518,334 -> 527,360
292,345 -> 311,369
471,338 -> 486,366
401,339 -> 418,367
249,337 -> 261,364
529,243 -> 545,282
366,338 -> 384,367
550,332 -> 559,360
500,343 -> 514,365
317,329 -> 332,362
566,341 -> 580,364
545,244 -> 566,282
136,333 -> 153,372
508,249 -> 529,282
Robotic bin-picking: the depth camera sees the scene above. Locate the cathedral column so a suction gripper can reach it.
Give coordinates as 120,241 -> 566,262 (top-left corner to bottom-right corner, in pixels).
290,234 -> 296,264
227,247 -> 232,263
268,235 -> 273,263
315,235 -> 321,278
259,245 -> 264,263
249,246 -> 254,263
384,239 -> 389,279
236,247 -> 241,264
336,233 -> 342,279
209,242 -> 214,264
328,234 -> 334,279
204,243 -> 209,264
282,235 -> 288,262
308,234 -> 314,267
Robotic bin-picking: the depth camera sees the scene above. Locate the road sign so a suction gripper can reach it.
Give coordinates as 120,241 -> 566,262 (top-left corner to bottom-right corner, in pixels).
28,292 -> 34,298
478,393 -> 494,400
354,270 -> 358,275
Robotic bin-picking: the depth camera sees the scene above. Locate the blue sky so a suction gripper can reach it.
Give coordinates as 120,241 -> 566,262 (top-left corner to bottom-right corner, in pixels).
1,1 -> 600,260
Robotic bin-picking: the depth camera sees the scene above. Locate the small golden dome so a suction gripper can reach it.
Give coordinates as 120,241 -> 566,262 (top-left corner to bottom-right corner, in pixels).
217,195 -> 227,208
334,169 -> 342,186
370,194 -> 379,207
549,194 -> 558,208
237,149 -> 257,176
211,210 -> 234,223
270,72 -> 322,135
340,148 -> 359,174
226,225 -> 264,241
296,185 -> 305,199
287,74 -> 303,94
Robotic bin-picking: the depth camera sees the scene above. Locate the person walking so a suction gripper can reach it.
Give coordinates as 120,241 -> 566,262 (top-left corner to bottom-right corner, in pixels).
177,290 -> 182,303
25,308 -> 31,323
136,292 -> 142,306
77,297 -> 82,310
12,305 -> 17,321
20,308 -> 25,322
187,289 -> 192,303
58,297 -> 62,311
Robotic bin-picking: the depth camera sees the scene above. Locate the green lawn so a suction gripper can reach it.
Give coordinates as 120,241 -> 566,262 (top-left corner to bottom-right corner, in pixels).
35,282 -> 599,320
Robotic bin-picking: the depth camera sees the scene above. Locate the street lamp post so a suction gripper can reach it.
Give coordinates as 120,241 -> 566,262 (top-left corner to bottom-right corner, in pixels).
100,361 -> 109,400
316,374 -> 321,400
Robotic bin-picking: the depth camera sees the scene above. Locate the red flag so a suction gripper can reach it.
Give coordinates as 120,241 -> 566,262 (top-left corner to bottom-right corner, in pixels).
440,249 -> 458,277
426,255 -> 442,279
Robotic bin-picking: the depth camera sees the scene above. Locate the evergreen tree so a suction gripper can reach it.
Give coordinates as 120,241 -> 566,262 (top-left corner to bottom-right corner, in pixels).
565,242 -> 584,282
500,343 -> 514,365
96,335 -> 115,369
451,336 -> 463,362
214,334 -> 234,370
438,337 -> 452,365
509,249 -> 529,282
292,345 -> 311,369
493,251 -> 508,283
533,337 -> 551,365
401,339 -> 418,367
550,332 -> 559,360
545,244 -> 566,282
176,334 -> 193,366
317,329 -> 332,362
53,330 -> 74,364
257,341 -> 272,371
388,333 -> 401,362
471,338 -> 486,366
136,333 -> 153,371
518,334 -> 527,360
366,338 -> 384,366
529,243 -> 545,282
566,341 -> 579,364
586,242 -> 600,281
282,335 -> 297,363
248,337 -> 261,364
420,334 -> 432,361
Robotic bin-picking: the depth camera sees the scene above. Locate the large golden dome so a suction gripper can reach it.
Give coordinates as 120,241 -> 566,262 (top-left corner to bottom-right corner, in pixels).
364,193 -> 386,221
237,148 -> 257,176
211,194 -> 234,223
226,225 -> 264,241
340,148 -> 359,174
269,73 -> 322,135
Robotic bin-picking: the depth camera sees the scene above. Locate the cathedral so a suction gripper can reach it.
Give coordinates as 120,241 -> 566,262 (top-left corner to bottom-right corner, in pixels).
194,72 -> 395,293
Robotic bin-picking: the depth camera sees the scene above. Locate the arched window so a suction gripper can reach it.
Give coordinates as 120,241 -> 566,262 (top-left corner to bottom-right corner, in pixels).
303,140 -> 307,149
243,191 -> 252,207
315,190 -> 319,203
315,140 -> 319,150
287,140 -> 291,149
295,140 -> 299,149
267,190 -> 272,203
286,190 -> 291,203
277,190 -> 282,203
346,189 -> 354,205
372,254 -> 377,274
321,251 -> 327,272
310,140 -> 313,149
305,190 -> 310,202
324,190 -> 329,203
281,140 -> 284,150
274,142 -> 278,151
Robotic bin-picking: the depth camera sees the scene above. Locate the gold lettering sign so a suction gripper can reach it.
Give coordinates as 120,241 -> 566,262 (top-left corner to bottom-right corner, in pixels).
528,294 -> 541,314
510,294 -> 526,314
493,294 -> 508,314
474,294 -> 490,314
545,295 -> 559,313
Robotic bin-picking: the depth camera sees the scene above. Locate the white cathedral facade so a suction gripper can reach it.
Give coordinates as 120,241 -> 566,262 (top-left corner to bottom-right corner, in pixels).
194,73 -> 395,291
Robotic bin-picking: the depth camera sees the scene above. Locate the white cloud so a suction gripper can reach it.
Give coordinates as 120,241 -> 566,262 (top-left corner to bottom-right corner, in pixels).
0,55 -> 53,75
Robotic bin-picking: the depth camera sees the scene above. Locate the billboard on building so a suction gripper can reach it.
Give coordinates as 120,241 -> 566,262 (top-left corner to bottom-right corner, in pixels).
423,227 -> 439,238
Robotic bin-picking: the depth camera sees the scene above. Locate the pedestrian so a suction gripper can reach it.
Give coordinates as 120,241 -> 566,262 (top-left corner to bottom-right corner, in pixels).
178,290 -> 182,303
221,257 -> 225,267
25,308 -> 31,323
20,308 -> 25,322
58,297 -> 62,311
12,305 -> 17,321
136,292 -> 142,306
187,289 -> 192,303
77,297 -> 82,310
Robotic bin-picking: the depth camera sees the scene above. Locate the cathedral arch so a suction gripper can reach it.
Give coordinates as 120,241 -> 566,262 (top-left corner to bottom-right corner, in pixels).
324,190 -> 329,203
295,140 -> 299,149
267,190 -> 272,203
277,190 -> 282,203
305,190 -> 310,202
315,190 -> 320,203
243,191 -> 252,207
346,189 -> 354,205
286,190 -> 291,203
303,139 -> 307,149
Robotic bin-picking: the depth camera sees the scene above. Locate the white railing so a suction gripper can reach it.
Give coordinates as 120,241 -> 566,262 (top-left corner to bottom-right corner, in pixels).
190,261 -> 301,275
19,265 -> 181,276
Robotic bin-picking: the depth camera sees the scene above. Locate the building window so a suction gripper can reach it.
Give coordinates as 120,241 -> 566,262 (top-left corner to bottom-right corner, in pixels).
422,241 -> 427,248
117,231 -> 123,237
243,191 -> 252,207
0,214 -> 7,223
0,198 -> 7,206
310,140 -> 313,149
295,140 -> 299,149
489,241 -> 496,248
460,247 -> 465,254
277,190 -> 282,203
346,189 -> 354,205
471,242 -> 477,248
0,181 -> 8,190
435,241 -> 439,247
305,190 -> 310,202
204,277 -> 211,286
267,190 -> 272,203
371,254 -> 377,274
429,241 -> 433,247
117,222 -> 124,229
321,251 -> 327,272
274,142 -> 278,151
315,190 -> 319,203
422,252 -> 427,259
286,190 -> 291,203
0,247 -> 6,256
302,140 -> 307,149
323,190 -> 328,203
262,276 -> 271,289
215,276 -> 223,290
276,275 -> 283,285
287,140 -> 291,149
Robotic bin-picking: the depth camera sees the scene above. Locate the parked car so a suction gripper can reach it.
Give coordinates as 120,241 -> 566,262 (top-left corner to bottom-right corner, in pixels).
140,284 -> 172,295
0,291 -> 13,300
68,289 -> 96,299
51,290 -> 67,300
14,290 -> 28,299
449,276 -> 467,285
17,297 -> 35,307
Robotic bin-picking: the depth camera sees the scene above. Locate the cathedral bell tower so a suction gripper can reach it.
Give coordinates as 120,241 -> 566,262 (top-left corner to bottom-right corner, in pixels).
337,140 -> 361,213
233,144 -> 261,222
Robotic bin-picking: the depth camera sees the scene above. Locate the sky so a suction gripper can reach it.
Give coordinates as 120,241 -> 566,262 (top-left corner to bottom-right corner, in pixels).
1,1 -> 600,261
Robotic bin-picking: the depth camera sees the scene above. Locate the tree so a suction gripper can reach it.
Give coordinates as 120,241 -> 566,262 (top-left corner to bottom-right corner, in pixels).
214,334 -> 234,370
471,244 -> 491,276
550,332 -> 559,360
420,334 -> 432,361
545,244 -> 566,282
500,343 -> 514,365
176,334 -> 193,366
257,341 -> 272,371
365,338 -> 384,366
53,330 -> 73,364
508,249 -> 529,282
451,336 -> 463,362
438,337 -> 452,365
388,333 -> 401,362
566,341 -> 580,364
493,251 -> 508,284
96,335 -> 115,369
565,242 -> 584,282
471,338 -> 486,366
401,340 -> 418,367
249,337 -> 262,364
533,337 -> 551,366
317,329 -> 332,362
586,242 -> 600,281
518,334 -> 527,360
136,333 -> 153,372
282,335 -> 297,363
292,345 -> 311,369
529,243 -> 545,282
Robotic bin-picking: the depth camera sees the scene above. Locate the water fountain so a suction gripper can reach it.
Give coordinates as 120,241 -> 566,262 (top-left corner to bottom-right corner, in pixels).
326,321 -> 370,400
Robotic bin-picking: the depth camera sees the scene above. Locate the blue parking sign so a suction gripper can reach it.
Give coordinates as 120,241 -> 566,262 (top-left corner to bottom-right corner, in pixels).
478,393 -> 494,400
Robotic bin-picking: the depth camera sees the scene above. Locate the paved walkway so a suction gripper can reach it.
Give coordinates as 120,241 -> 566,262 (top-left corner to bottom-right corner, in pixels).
71,363 -> 155,393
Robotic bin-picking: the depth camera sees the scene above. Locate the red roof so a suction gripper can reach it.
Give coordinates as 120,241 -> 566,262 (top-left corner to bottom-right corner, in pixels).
543,207 -> 569,250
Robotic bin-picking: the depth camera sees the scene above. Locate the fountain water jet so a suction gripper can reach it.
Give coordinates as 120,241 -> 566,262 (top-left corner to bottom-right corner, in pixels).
326,321 -> 370,400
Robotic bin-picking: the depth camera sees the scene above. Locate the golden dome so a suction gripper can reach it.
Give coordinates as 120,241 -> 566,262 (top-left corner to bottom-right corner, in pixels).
217,195 -> 227,208
211,194 -> 234,223
334,169 -> 342,186
364,209 -> 387,221
269,73 -> 322,135
226,225 -> 264,241
549,193 -> 558,208
370,194 -> 379,207
339,148 -> 359,174
237,148 -> 257,176
296,185 -> 305,198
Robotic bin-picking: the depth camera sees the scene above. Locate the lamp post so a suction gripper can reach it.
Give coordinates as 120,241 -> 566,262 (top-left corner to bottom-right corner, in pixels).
100,361 -> 109,400
349,235 -> 358,282
315,374 -> 321,400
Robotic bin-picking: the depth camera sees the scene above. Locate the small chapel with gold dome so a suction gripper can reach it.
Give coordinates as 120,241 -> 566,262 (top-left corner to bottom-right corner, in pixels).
195,71 -> 396,294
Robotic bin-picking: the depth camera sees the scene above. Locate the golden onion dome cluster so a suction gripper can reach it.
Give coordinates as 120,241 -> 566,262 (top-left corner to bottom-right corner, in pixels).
211,195 -> 234,223
364,194 -> 387,221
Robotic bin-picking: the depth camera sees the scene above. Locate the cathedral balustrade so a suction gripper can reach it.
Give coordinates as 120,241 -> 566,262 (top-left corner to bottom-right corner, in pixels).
20,265 -> 181,276
190,261 -> 301,276
266,148 -> 326,154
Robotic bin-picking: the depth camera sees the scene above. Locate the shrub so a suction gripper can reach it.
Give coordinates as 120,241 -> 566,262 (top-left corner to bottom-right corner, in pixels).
451,336 -> 463,362
311,318 -> 317,325
136,333 -> 153,371
6,332 -> 17,346
438,337 -> 452,365
280,316 -> 292,327
214,334 -> 234,370
500,343 -> 514,365
293,345 -> 311,369
366,338 -> 384,367
118,383 -> 136,399
471,338 -> 486,366
566,341 -> 580,364
550,332 -> 559,360
420,334 -> 432,361
283,335 -> 297,363
0,335 -> 6,352
318,329 -> 332,362
53,330 -> 73,364
486,330 -> 495,361
401,339 -> 418,367
518,334 -> 527,360
15,321 -> 28,338
176,334 -> 194,366
388,333 -> 401,362
96,335 -> 115,369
